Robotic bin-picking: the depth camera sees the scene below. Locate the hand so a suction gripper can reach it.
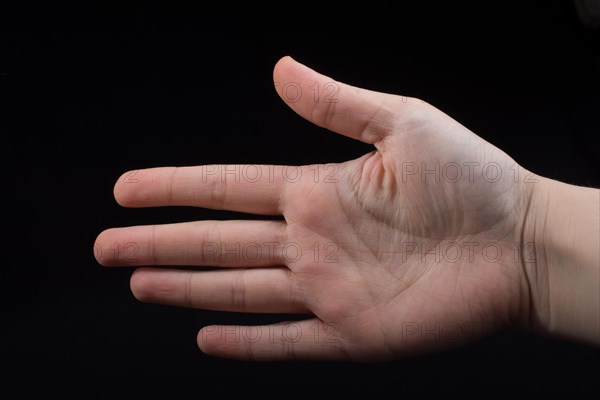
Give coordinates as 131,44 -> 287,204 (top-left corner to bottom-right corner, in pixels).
95,57 -> 599,360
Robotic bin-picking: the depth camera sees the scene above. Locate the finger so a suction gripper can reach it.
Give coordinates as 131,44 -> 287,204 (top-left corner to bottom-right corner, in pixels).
114,165 -> 291,215
273,56 -> 410,144
198,319 -> 348,361
95,220 -> 288,267
130,267 -> 306,314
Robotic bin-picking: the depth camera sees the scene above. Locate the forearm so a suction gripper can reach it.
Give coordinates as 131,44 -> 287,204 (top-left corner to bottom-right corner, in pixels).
526,177 -> 600,345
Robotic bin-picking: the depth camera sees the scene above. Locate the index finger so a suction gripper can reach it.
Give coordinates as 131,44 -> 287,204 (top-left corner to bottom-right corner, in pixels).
114,165 -> 289,215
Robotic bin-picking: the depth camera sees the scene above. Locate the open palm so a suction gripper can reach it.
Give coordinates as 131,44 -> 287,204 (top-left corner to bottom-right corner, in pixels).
96,57 -> 533,360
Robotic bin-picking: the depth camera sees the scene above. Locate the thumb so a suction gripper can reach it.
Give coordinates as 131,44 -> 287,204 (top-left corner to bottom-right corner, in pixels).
273,56 -> 407,144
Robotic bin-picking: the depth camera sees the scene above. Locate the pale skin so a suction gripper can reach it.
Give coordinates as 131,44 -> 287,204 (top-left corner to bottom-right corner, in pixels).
95,56 -> 600,360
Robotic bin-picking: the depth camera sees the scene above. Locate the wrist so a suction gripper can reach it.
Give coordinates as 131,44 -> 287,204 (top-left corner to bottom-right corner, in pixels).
520,175 -> 600,345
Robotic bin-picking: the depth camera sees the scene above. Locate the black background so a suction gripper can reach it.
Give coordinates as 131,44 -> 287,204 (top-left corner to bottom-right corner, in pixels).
2,2 -> 599,394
